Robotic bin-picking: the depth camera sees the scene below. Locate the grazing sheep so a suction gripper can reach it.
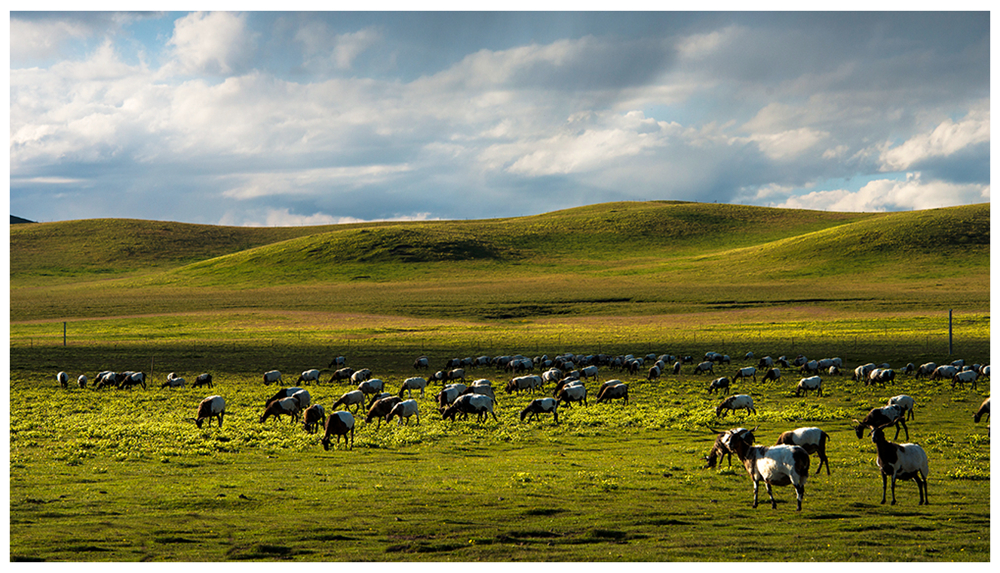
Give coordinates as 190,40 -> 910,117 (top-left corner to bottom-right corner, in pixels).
887,395 -> 916,421
521,398 -> 559,424
727,427 -> 810,511
291,389 -> 311,410
161,375 -> 186,389
413,356 -> 429,370
195,396 -> 226,428
556,382 -> 588,408
704,427 -> 745,469
761,368 -> 781,383
260,397 -> 301,424
326,367 -> 355,383
707,377 -> 730,395
328,356 -> 347,368
716,394 -> 756,417
446,368 -> 467,382
828,366 -> 841,376
365,395 -> 402,429
332,389 -> 366,414
57,371 -> 69,389
321,411 -> 355,450
191,373 -> 213,388
672,361 -> 682,375
758,356 -> 774,369
774,427 -> 832,475
733,367 -> 757,384
398,376 -> 428,398
386,399 -> 420,426
351,368 -> 373,384
77,375 -> 87,389
799,360 -> 820,375
297,369 -> 321,385
264,386 -> 303,407
853,363 -> 876,382
647,365 -> 661,381
118,372 -> 146,390
357,378 -> 385,398
951,370 -> 978,390
441,394 -> 497,423
595,382 -> 628,405
263,370 -> 282,385
581,365 -> 600,381
795,376 -> 823,397
901,363 -> 915,376
869,424 -> 929,505
914,362 -> 938,379
694,361 -> 714,375
437,384 -> 468,409
973,397 -> 990,424
866,368 -> 895,387
854,405 -> 908,441
930,365 -> 959,381
506,375 -> 542,395
302,404 -> 327,434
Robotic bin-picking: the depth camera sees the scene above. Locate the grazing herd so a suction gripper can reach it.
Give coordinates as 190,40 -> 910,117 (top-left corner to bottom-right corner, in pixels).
53,349 -> 988,511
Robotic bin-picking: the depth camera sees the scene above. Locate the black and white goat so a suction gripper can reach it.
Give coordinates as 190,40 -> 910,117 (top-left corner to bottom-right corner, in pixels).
192,373 -> 213,388
868,424 -> 929,505
973,397 -> 990,424
521,398 -> 559,424
795,376 -> 822,397
260,397 -> 301,424
774,427 -> 832,475
302,404 -> 327,434
854,404 -> 908,440
727,427 -> 810,511
707,377 -> 730,395
398,376 -> 427,398
887,395 -> 915,420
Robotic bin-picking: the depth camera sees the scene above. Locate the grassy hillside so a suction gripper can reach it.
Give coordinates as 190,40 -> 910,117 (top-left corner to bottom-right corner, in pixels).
9,202 -> 989,322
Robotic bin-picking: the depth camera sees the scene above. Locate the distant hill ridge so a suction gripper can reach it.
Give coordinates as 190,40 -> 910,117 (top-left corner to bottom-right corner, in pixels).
10,215 -> 34,224
8,201 -> 989,287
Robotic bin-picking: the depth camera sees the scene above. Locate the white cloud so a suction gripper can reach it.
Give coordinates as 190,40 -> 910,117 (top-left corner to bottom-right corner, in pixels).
10,17 -> 92,62
773,173 -> 989,212
221,165 -> 414,200
746,127 -> 828,160
222,207 -> 439,227
879,107 -> 990,171
166,12 -> 256,76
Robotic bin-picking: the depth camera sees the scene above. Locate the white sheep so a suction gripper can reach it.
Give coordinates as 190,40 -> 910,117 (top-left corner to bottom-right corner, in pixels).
398,377 -> 428,398
733,367 -> 757,383
57,371 -> 69,389
716,394 -> 755,417
77,375 -> 87,389
386,399 -> 420,425
887,395 -> 915,420
332,389 -> 366,414
297,369 -> 321,385
263,370 -> 282,385
795,376 -> 823,397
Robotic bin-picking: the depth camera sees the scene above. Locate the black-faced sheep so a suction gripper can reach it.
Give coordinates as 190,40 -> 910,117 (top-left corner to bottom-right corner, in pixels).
703,427 -> 745,469
259,397 -> 301,424
707,377 -> 730,395
413,356 -> 430,370
161,374 -> 186,389
192,373 -> 213,388
795,376 -> 823,397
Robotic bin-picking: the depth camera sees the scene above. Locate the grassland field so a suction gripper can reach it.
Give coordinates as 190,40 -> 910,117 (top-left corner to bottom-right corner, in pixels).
8,201 -> 990,561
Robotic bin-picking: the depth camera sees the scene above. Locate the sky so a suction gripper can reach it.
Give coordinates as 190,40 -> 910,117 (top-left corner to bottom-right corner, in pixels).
8,10 -> 992,226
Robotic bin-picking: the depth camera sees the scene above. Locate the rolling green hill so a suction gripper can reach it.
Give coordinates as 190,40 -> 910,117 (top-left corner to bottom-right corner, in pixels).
9,201 -> 989,321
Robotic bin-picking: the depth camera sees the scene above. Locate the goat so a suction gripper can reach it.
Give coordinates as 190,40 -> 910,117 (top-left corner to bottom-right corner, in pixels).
887,395 -> 915,420
951,370 -> 978,390
854,404 -> 908,440
758,356 -> 773,369
192,373 -> 213,388
869,424 -> 929,505
693,361 -> 714,375
733,367 -> 757,384
866,368 -> 895,387
260,397 -> 301,424
853,363 -> 876,382
556,381 -> 588,408
413,356 -> 430,370
386,399 -> 420,426
727,427 -> 810,511
973,397 -> 990,424
398,376 -> 427,398
704,426 -> 745,469
595,382 -> 628,405
326,367 -> 355,383
930,365 -> 959,381
437,384 -> 468,409
442,393 -> 497,423
774,427 -> 832,475
761,368 -> 781,383
263,370 -> 282,385
716,394 -> 755,417
521,398 -> 559,424
795,376 -> 823,397
914,362 -> 937,379
707,377 -> 730,394
118,372 -> 146,390
365,395 -> 402,429
77,375 -> 87,389
302,404 -> 327,434
332,389 -> 366,414
321,411 -> 355,450
297,369 -> 321,385
57,371 -> 69,389
195,396 -> 226,428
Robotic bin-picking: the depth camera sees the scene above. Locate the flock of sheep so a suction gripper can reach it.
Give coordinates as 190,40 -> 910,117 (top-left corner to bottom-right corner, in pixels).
56,349 -> 990,511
